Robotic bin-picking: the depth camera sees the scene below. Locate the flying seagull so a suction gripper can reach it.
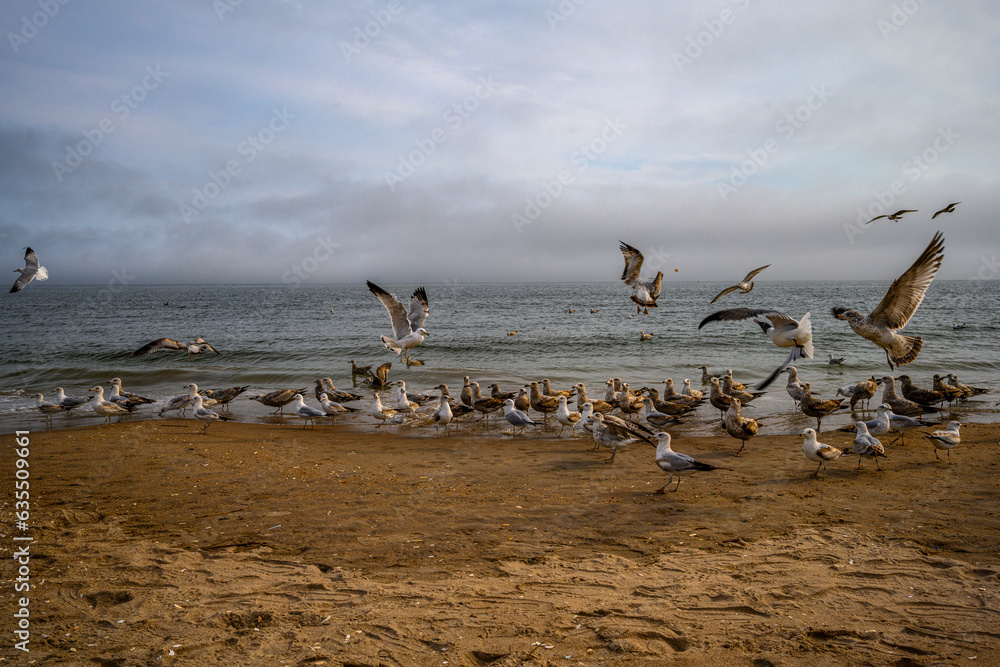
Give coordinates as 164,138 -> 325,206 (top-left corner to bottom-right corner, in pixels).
619,241 -> 663,315
832,231 -> 944,369
931,202 -> 960,219
866,209 -> 917,224
367,281 -> 429,362
10,247 -> 48,293
709,264 -> 770,303
698,308 -> 813,389
132,337 -> 219,360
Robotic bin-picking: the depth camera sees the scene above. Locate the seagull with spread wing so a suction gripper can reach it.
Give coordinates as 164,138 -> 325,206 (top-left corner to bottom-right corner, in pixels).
367,281 -> 429,362
619,241 -> 663,315
832,231 -> 944,369
132,337 -> 218,360
10,247 -> 48,293
931,202 -> 960,219
698,308 -> 813,389
709,264 -> 770,303
866,209 -> 917,224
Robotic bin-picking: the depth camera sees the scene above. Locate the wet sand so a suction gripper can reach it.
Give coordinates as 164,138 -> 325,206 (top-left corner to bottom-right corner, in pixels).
3,418 -> 999,665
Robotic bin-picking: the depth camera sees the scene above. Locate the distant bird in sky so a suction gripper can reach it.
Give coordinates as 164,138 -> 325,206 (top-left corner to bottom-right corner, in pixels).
132,337 -> 219,360
931,202 -> 960,219
619,241 -> 663,315
832,231 -> 944,369
699,308 -> 813,389
709,264 -> 770,303
866,209 -> 917,224
367,280 -> 429,362
10,247 -> 48,293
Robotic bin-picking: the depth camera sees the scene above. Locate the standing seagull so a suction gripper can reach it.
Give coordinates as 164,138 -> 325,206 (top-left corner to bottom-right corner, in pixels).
709,264 -> 770,303
801,428 -> 845,477
10,247 -> 48,293
927,422 -> 962,463
367,281 -> 429,362
832,231 -> 944,369
619,241 -> 663,315
699,308 -> 813,389
931,202 -> 960,219
191,395 -> 232,433
851,422 -> 886,470
652,432 -> 722,493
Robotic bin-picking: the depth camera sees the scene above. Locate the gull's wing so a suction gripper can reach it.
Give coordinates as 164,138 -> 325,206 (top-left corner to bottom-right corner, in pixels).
698,308 -> 796,330
710,285 -> 740,304
602,414 -> 655,443
367,280 -> 412,339
24,248 -> 39,270
741,264 -> 770,283
132,338 -> 184,355
894,210 -> 918,216
619,241 -> 644,287
869,231 -> 944,329
866,215 -> 888,224
407,287 -> 429,331
648,271 -> 663,300
10,272 -> 32,293
199,341 -> 220,354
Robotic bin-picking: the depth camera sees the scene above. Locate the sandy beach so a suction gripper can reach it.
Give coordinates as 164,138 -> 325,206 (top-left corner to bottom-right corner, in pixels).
3,418 -> 999,665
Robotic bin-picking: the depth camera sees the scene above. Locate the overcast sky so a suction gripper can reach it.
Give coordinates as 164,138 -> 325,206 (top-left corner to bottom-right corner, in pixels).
2,1 -> 998,286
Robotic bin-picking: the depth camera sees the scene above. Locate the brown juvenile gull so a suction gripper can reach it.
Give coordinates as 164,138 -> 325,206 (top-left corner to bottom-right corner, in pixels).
619,240 -> 663,315
247,388 -> 308,414
931,202 -> 960,219
866,209 -> 917,224
132,337 -> 219,360
724,398 -> 759,456
709,264 -> 770,303
896,374 -> 946,408
799,382 -> 844,432
832,231 -> 944,369
878,376 -> 933,417
585,413 -> 655,463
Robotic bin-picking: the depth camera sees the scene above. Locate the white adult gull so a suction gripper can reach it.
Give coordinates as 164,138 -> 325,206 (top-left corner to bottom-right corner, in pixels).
89,386 -> 132,424
503,399 -> 538,436
191,395 -> 233,433
832,231 -> 944,369
53,387 -> 90,410
709,264 -> 770,303
10,247 -> 48,293
699,308 -> 813,389
652,432 -> 723,493
291,394 -> 328,428
34,394 -> 67,424
619,241 -> 663,315
927,421 -> 962,463
801,428 -> 845,477
367,280 -> 429,362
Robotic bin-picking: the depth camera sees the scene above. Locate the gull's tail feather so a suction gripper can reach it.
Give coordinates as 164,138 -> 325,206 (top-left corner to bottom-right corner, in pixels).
630,294 -> 658,308
890,335 -> 922,367
797,312 -> 814,359
380,335 -> 402,353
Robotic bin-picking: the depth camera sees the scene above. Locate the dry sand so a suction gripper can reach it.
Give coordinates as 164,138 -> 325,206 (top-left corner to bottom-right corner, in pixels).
2,418 -> 1000,665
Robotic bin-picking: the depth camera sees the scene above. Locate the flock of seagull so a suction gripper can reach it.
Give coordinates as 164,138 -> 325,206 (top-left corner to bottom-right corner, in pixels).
14,210 -> 995,490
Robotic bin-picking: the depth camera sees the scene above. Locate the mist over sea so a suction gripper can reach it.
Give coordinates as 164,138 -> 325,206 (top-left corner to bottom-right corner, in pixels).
2,281 -> 998,434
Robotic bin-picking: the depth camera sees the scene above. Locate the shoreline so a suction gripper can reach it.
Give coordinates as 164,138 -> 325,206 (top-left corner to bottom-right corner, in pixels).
2,420 -> 999,663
